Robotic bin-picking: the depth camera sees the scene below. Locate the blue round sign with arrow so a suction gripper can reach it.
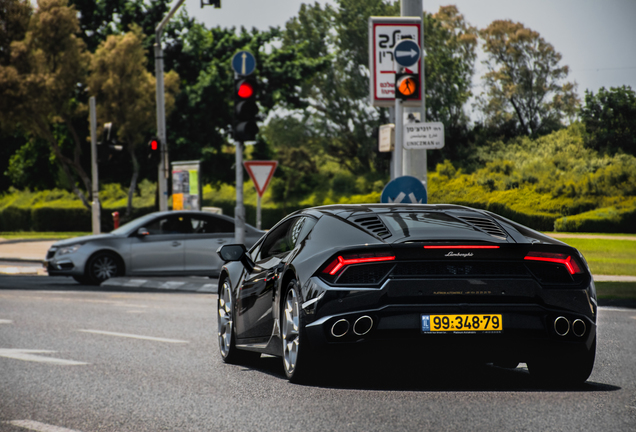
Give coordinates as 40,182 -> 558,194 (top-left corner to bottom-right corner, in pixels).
393,39 -> 421,68
232,51 -> 256,76
381,176 -> 427,204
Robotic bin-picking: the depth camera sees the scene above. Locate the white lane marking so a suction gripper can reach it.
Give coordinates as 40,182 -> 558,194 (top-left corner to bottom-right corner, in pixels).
7,419 -> 84,432
78,329 -> 189,344
0,319 -> 13,324
0,349 -> 88,365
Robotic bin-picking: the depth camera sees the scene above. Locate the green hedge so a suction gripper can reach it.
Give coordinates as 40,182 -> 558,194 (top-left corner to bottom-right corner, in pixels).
554,201 -> 636,233
202,198 -> 302,230
0,205 -> 156,232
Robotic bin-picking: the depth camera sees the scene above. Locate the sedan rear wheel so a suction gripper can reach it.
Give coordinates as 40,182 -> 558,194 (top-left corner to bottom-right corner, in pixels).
86,252 -> 122,285
282,279 -> 314,383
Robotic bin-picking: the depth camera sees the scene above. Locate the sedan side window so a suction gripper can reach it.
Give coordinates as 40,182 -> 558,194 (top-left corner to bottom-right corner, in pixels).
190,216 -> 234,234
145,216 -> 192,235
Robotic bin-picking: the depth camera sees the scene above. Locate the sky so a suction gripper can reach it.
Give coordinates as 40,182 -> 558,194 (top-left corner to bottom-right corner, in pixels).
179,0 -> 636,100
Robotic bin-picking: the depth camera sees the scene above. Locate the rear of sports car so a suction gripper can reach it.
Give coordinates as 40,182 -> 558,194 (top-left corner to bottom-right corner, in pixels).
301,206 -> 597,384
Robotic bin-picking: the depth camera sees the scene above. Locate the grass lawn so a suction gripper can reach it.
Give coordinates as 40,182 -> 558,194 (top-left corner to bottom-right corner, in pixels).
556,238 -> 636,276
595,281 -> 636,301
0,232 -> 89,241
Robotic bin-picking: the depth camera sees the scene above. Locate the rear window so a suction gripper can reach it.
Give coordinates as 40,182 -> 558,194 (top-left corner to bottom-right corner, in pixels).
379,212 -> 474,237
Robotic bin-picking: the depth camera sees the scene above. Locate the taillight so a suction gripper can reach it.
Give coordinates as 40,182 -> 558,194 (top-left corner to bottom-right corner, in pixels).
322,253 -> 395,276
524,251 -> 583,275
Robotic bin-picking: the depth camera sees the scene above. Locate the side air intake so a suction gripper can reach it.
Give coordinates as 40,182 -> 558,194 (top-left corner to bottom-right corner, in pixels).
350,215 -> 391,239
458,216 -> 507,240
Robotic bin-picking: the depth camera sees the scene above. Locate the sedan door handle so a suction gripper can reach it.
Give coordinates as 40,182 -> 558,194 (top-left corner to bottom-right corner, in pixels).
172,241 -> 181,247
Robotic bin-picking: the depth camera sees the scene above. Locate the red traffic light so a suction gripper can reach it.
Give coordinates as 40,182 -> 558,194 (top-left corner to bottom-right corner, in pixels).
150,139 -> 159,151
237,81 -> 255,99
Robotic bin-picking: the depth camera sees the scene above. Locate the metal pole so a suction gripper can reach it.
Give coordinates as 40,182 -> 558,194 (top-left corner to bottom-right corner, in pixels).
155,0 -> 186,211
401,0 -> 427,186
234,142 -> 246,244
394,94 -> 404,178
89,97 -> 100,234
256,195 -> 262,230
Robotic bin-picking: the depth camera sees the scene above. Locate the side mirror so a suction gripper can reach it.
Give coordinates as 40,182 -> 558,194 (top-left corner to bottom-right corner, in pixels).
217,244 -> 255,272
137,227 -> 150,236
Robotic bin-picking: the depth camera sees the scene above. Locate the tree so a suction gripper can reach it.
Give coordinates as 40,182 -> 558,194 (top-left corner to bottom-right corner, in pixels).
0,0 -> 93,206
580,85 -> 636,156
281,0 -> 399,179
87,25 -> 179,215
160,13 -> 328,186
424,6 -> 477,129
424,5 -> 477,167
478,20 -> 578,136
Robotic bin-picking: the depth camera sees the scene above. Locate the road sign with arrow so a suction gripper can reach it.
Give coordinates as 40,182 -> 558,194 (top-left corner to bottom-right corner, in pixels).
393,39 -> 421,68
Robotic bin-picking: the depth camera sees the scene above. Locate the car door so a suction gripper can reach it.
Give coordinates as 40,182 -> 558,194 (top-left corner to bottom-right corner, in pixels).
184,214 -> 235,274
236,216 -> 307,341
129,214 -> 188,274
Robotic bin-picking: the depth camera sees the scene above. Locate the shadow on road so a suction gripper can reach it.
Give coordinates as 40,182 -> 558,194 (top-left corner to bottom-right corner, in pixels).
248,355 -> 620,393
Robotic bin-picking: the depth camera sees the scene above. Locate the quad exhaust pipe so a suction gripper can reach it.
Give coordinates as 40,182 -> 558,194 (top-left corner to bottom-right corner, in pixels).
553,316 -> 586,337
554,316 -> 570,336
330,316 -> 374,338
572,319 -> 586,337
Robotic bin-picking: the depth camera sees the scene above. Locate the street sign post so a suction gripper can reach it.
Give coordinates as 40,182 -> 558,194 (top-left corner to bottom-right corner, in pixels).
243,160 -> 278,230
380,175 -> 427,204
404,122 -> 445,150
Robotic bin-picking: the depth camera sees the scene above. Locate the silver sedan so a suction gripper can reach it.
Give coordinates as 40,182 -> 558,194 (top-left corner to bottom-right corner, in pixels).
45,211 -> 264,285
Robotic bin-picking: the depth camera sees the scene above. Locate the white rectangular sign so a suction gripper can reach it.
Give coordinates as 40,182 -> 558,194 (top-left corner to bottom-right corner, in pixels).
378,124 -> 395,152
369,17 -> 422,107
404,122 -> 445,149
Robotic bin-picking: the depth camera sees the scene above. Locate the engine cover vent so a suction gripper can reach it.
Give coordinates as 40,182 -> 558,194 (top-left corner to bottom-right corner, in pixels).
458,216 -> 507,240
350,215 -> 391,239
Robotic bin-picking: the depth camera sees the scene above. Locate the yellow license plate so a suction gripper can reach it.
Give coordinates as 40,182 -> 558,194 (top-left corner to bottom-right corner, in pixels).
421,314 -> 503,333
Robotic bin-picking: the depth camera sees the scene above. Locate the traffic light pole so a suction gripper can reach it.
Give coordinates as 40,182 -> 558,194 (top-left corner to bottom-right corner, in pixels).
234,141 -> 246,244
394,70 -> 404,178
401,0 -> 427,186
89,96 -> 101,234
155,0 -> 186,212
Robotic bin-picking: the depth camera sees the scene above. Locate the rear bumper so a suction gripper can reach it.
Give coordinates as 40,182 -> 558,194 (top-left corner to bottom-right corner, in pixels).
302,277 -> 596,361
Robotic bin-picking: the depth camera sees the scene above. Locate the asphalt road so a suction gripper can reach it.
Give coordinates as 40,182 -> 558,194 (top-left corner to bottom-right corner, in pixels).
1,276 -> 635,432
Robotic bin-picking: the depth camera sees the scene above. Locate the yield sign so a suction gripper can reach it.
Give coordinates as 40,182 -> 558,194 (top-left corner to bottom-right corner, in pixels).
243,160 -> 278,197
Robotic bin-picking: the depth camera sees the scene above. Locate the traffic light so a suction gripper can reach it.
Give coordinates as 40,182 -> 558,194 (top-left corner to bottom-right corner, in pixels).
147,137 -> 161,164
97,122 -> 123,163
395,73 -> 419,100
234,76 -> 259,142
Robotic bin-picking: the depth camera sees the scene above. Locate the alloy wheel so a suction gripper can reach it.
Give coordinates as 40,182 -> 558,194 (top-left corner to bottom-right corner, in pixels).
218,280 -> 233,358
282,287 -> 300,376
91,255 -> 118,281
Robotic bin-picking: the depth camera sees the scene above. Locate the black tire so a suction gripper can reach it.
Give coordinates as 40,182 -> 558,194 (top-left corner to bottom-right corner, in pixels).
528,338 -> 596,386
217,278 -> 260,365
281,279 -> 315,383
85,252 -> 123,285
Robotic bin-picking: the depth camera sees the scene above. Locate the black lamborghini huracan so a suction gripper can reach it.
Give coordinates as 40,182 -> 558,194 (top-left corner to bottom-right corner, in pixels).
217,204 -> 597,384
